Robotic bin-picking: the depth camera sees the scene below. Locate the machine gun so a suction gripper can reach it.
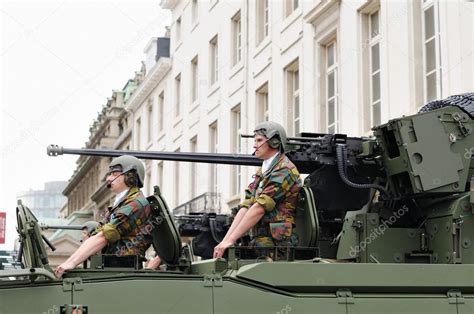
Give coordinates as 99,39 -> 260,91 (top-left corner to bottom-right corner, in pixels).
46,93 -> 474,264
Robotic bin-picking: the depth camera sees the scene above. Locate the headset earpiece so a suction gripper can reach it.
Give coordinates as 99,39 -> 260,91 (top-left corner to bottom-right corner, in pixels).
124,171 -> 139,187
268,137 -> 281,149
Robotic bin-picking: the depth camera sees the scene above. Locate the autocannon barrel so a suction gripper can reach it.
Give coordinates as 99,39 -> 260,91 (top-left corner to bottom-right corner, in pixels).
47,145 -> 261,166
39,224 -> 84,231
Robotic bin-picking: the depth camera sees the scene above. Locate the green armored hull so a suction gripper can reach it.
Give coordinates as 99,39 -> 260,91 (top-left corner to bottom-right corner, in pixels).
1,262 -> 473,313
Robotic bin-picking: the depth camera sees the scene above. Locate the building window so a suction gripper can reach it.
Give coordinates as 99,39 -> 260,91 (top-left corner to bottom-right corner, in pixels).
284,0 -> 299,17
231,105 -> 242,195
175,74 -> 181,117
325,41 -> 338,133
192,0 -> 198,25
422,0 -> 441,102
191,56 -> 199,103
135,118 -> 141,149
369,10 -> 381,127
147,99 -> 153,143
176,17 -> 182,43
231,11 -> 242,66
209,122 -> 218,194
190,136 -> 198,198
256,0 -> 269,44
174,148 -> 180,207
210,35 -> 219,85
158,91 -> 164,132
256,82 -> 269,122
157,162 -> 163,190
285,60 -> 300,135
146,168 -> 152,195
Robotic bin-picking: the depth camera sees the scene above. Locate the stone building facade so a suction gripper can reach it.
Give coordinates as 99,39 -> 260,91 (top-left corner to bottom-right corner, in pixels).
62,0 -> 472,226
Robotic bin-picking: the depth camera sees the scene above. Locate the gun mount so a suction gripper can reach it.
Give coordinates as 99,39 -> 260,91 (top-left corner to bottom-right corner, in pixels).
44,93 -> 474,265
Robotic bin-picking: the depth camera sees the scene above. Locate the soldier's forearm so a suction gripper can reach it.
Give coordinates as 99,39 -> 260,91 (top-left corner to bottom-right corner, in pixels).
222,207 -> 247,242
65,232 -> 108,267
227,204 -> 264,244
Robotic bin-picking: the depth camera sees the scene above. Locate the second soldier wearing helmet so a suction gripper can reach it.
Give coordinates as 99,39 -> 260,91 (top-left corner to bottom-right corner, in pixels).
213,122 -> 302,258
55,155 -> 160,278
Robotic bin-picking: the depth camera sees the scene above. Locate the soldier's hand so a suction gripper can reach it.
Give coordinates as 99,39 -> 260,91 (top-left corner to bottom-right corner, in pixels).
213,240 -> 233,259
147,255 -> 162,270
54,261 -> 75,278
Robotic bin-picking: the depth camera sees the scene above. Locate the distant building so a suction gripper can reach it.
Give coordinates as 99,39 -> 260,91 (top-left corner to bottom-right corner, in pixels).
16,181 -> 67,219
0,250 -> 19,271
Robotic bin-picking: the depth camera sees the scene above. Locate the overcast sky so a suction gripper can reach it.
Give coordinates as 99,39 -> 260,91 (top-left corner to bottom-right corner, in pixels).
0,0 -> 171,250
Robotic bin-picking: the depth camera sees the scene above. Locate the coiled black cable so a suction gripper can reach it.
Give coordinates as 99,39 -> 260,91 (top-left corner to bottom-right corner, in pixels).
336,144 -> 387,194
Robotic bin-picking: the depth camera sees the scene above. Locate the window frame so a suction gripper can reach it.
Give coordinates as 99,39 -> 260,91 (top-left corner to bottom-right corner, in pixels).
325,40 -> 338,133
421,0 -> 442,102
209,35 -> 219,86
368,9 -> 381,127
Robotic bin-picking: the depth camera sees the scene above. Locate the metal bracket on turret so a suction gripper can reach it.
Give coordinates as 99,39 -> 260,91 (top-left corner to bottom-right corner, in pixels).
451,219 -> 463,264
452,113 -> 471,138
447,290 -> 464,305
203,274 -> 223,287
336,289 -> 354,305
470,176 -> 474,214
62,278 -> 83,292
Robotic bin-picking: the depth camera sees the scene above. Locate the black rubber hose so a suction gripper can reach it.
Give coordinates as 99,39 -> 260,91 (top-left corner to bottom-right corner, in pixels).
336,144 -> 387,194
209,218 -> 223,243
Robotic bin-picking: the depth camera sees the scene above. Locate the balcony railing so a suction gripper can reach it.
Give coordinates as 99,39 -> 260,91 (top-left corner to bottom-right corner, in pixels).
173,192 -> 221,216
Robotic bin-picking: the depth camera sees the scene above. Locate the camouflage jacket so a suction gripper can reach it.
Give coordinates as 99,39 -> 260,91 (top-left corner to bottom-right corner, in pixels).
240,153 -> 302,245
98,187 -> 153,258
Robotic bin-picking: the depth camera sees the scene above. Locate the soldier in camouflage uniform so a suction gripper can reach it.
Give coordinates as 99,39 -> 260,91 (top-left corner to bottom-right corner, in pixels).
213,121 -> 301,258
55,155 -> 158,278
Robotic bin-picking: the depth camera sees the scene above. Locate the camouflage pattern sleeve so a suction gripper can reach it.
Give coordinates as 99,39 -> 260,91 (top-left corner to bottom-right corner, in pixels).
102,200 -> 146,243
256,168 -> 298,212
240,171 -> 261,208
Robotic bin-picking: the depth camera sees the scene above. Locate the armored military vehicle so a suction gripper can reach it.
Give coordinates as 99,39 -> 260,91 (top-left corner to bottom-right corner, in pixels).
0,94 -> 473,313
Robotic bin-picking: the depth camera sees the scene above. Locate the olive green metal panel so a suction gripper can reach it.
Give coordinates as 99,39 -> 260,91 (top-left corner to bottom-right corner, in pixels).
348,296 -> 456,314
357,213 -> 420,263
72,277 -> 212,313
294,186 -> 318,247
459,295 -> 474,314
404,113 -> 464,192
234,263 -> 474,292
0,284 -> 70,314
426,216 -> 458,264
460,214 -> 474,263
373,107 -> 472,195
337,214 -> 360,259
213,280 -> 345,314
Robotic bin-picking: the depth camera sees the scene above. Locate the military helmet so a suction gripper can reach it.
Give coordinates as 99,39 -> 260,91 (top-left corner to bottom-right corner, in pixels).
253,121 -> 287,153
108,155 -> 145,188
82,221 -> 101,235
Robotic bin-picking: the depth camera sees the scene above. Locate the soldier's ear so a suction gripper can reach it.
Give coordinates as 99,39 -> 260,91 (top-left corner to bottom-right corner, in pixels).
268,137 -> 281,149
124,171 -> 138,187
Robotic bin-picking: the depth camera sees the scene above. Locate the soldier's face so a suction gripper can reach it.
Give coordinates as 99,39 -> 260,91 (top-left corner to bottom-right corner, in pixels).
253,134 -> 277,159
106,171 -> 128,194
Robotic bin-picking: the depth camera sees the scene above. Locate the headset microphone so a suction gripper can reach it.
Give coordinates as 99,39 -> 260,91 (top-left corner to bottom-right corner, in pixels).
106,173 -> 124,189
252,137 -> 272,156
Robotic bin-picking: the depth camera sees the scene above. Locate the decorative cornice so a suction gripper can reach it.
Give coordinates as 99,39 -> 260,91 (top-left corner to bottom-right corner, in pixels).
63,156 -> 97,195
125,57 -> 171,112
303,0 -> 339,23
160,0 -> 178,10
113,127 -> 132,149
